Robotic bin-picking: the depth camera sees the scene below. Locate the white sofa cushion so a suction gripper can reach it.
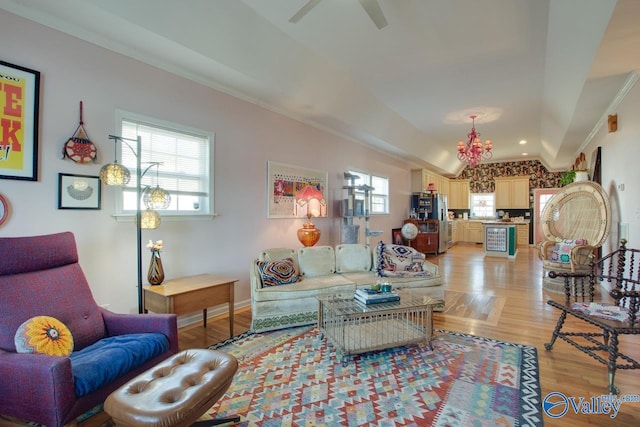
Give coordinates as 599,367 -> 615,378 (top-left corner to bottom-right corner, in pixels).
335,244 -> 372,273
340,271 -> 442,288
259,248 -> 298,263
252,274 -> 354,302
338,271 -> 378,287
298,246 -> 335,276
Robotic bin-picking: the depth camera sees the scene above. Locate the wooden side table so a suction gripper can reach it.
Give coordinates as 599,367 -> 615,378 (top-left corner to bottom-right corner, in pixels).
143,274 -> 237,336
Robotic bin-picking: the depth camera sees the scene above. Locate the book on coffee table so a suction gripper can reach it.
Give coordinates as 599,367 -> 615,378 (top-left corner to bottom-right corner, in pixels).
354,288 -> 400,305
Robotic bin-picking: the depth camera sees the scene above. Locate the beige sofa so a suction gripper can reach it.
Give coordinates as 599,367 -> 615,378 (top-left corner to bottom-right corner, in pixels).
250,243 -> 444,332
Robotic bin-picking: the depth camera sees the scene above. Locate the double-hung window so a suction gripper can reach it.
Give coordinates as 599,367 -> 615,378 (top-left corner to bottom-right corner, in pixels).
114,110 -> 213,219
470,193 -> 495,218
348,170 -> 389,214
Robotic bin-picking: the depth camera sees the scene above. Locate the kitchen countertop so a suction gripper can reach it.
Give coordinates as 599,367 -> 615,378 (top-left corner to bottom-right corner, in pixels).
452,219 -> 530,224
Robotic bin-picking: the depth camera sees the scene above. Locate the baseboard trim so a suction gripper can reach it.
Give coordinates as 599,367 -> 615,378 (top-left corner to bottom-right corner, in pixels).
176,299 -> 251,328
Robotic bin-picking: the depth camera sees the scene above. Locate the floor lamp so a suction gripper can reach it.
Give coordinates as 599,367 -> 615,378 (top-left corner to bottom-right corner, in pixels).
100,135 -> 170,313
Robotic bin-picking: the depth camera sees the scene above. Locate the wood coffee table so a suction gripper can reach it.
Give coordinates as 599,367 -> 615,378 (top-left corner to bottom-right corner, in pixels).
317,290 -> 438,363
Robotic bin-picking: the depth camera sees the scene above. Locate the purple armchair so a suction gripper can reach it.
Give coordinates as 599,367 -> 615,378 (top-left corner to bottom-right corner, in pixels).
0,232 -> 179,426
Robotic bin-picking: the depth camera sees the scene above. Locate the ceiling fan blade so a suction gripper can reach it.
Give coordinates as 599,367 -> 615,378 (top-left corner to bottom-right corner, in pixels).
289,0 -> 323,23
358,0 -> 388,29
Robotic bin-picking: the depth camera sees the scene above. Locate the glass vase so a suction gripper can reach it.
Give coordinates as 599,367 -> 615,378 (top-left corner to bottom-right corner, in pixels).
147,250 -> 165,285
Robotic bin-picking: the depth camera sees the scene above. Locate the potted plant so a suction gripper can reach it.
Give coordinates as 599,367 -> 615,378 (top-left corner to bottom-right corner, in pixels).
559,170 -> 576,187
559,153 -> 589,186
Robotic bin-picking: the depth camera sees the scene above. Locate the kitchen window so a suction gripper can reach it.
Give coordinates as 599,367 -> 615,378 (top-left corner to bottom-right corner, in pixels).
470,193 -> 495,218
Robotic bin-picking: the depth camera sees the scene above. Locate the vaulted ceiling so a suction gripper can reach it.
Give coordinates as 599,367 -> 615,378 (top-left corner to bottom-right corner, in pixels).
3,0 -> 639,176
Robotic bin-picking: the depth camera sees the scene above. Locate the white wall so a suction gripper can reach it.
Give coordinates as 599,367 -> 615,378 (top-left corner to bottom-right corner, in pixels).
0,11 -> 413,314
582,77 -> 640,254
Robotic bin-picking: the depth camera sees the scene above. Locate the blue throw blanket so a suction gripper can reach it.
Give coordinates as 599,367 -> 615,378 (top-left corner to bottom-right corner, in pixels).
70,333 -> 169,397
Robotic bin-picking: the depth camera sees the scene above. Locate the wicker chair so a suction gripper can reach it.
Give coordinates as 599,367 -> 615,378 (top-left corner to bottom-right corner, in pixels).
545,239 -> 640,394
538,181 -> 611,293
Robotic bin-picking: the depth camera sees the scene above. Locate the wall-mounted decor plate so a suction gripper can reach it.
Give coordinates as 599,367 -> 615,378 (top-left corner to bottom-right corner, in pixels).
0,193 -> 9,227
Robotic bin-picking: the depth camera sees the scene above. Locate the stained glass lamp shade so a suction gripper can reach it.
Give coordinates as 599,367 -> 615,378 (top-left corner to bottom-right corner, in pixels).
294,185 -> 327,247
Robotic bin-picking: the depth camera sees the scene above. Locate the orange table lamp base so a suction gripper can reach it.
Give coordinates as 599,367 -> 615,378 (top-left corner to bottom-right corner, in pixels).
297,222 -> 321,247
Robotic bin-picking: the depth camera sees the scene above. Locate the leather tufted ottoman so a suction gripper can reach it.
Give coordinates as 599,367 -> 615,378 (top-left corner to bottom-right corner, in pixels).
104,349 -> 239,426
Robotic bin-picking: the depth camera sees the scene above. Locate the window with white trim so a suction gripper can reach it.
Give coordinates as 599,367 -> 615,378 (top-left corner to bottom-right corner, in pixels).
115,110 -> 213,217
470,193 -> 495,218
348,170 -> 389,214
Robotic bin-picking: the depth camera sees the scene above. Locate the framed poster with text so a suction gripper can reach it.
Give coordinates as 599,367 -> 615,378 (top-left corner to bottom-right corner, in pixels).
0,60 -> 40,181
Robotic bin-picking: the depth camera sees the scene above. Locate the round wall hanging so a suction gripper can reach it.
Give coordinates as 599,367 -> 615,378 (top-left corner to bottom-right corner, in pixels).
63,101 -> 97,164
0,193 -> 9,227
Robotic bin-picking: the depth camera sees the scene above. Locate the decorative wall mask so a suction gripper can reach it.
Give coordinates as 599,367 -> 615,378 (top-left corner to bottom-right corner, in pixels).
63,101 -> 97,163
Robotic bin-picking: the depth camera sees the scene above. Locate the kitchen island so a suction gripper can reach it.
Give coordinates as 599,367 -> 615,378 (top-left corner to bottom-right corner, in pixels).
483,222 -> 517,258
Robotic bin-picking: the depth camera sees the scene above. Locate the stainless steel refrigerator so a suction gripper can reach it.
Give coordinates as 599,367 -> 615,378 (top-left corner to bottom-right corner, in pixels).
428,194 -> 451,253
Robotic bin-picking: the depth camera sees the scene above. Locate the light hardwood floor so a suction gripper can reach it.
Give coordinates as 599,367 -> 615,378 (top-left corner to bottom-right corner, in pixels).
179,244 -> 640,426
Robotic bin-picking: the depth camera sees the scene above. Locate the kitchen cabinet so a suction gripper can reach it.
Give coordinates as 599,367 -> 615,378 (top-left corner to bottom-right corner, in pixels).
494,176 -> 530,209
404,219 -> 438,255
464,221 -> 484,244
449,180 -> 470,209
439,178 -> 450,199
411,169 -> 450,199
411,193 -> 432,220
452,221 -> 464,244
516,223 -> 530,246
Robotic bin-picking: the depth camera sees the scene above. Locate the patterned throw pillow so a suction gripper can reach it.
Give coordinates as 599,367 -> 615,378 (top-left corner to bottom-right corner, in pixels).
551,238 -> 587,263
376,242 -> 432,278
15,316 -> 74,356
257,258 -> 300,287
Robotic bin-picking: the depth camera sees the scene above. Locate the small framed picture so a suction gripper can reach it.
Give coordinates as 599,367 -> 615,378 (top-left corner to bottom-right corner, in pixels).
58,173 -> 101,209
392,228 -> 404,245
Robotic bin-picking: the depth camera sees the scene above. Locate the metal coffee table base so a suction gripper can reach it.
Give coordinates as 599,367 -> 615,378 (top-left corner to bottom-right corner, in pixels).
318,295 -> 436,364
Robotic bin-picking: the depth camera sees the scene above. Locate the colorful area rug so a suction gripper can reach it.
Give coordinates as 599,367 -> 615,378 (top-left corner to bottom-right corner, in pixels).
205,326 -> 542,426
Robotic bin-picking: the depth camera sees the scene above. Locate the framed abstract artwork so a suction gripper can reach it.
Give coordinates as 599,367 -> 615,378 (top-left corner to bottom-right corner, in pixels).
267,161 -> 328,218
0,61 -> 40,181
58,173 -> 101,210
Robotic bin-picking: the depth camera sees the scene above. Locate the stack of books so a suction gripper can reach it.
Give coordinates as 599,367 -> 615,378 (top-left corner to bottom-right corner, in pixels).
354,288 -> 400,305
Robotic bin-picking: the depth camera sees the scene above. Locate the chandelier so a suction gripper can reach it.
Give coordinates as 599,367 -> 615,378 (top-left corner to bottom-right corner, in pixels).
457,115 -> 492,167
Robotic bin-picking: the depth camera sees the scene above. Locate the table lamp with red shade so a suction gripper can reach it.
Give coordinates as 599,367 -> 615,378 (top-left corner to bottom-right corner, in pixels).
294,185 -> 327,246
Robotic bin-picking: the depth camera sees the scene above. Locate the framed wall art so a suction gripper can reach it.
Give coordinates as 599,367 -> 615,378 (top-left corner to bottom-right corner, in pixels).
392,228 -> 404,245
267,161 -> 328,218
590,146 -> 602,184
58,173 -> 101,210
0,60 -> 40,181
